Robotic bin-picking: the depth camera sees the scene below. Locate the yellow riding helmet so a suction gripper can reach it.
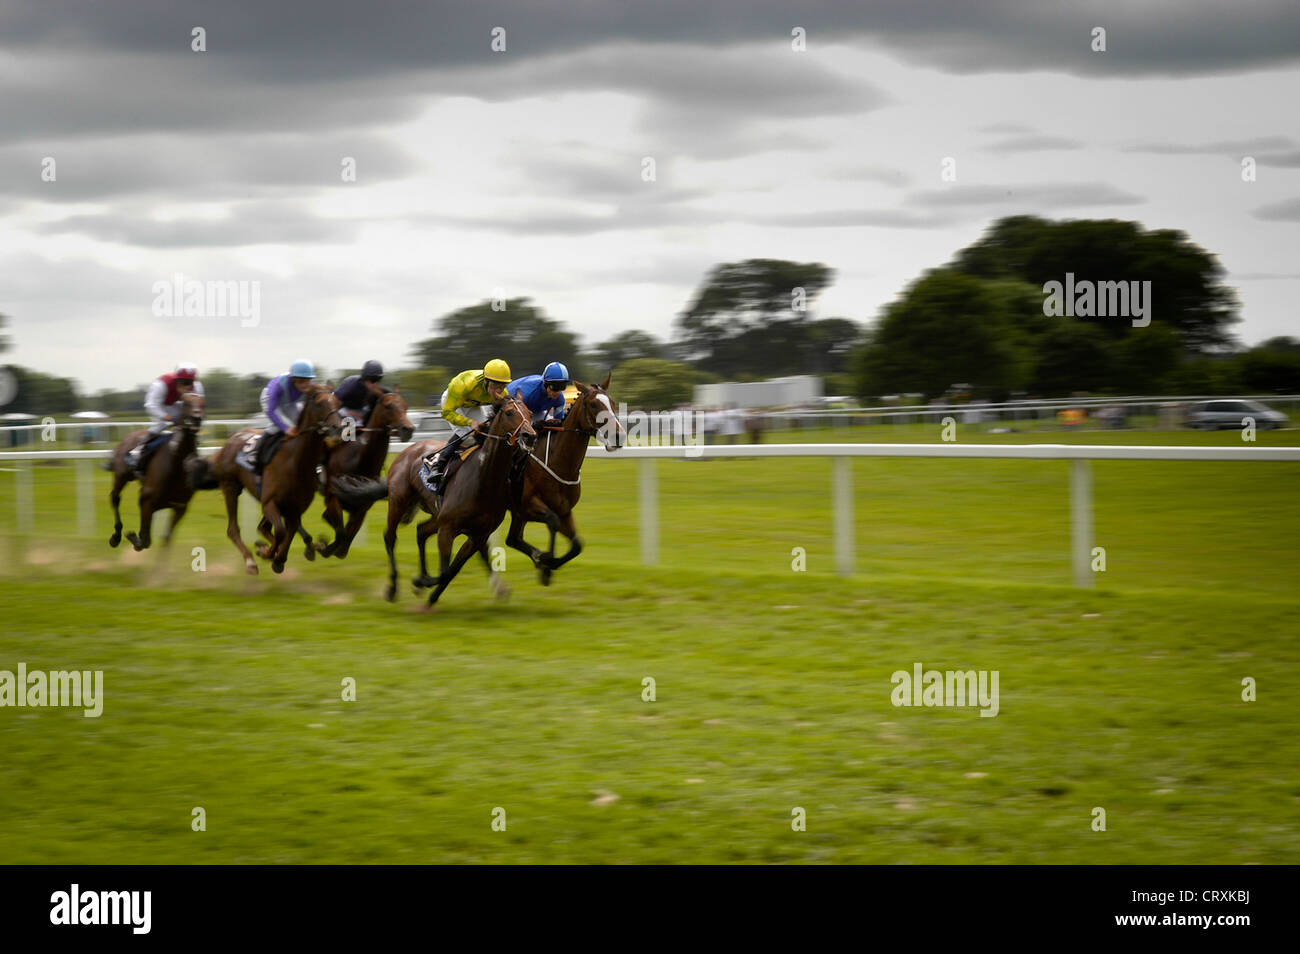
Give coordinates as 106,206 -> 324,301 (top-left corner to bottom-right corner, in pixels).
483,358 -> 511,383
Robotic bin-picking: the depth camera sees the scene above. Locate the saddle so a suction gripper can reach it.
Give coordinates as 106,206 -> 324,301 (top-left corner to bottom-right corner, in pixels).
419,444 -> 479,497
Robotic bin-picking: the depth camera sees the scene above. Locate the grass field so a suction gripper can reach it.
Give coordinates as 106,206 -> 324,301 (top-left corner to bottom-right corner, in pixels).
0,426 -> 1297,863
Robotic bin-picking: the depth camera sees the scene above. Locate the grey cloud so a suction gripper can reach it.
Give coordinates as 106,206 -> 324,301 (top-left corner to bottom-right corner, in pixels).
1252,198 -> 1300,222
0,134 -> 417,201
1124,136 -> 1297,155
906,183 -> 1144,209
2,0 -> 1296,80
34,201 -> 359,247
984,135 -> 1084,153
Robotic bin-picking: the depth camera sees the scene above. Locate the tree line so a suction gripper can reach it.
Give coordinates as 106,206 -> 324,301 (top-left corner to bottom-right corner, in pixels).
3,216 -> 1297,415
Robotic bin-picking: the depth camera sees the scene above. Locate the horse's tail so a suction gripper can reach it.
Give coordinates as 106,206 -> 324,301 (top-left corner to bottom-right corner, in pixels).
185,456 -> 220,491
332,474 -> 389,509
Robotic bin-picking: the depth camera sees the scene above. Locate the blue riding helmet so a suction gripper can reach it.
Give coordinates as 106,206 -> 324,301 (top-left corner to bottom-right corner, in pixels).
542,361 -> 570,385
289,358 -> 316,379
361,359 -> 384,380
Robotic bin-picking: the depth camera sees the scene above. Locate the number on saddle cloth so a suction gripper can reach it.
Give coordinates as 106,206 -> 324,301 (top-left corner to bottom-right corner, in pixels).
236,433 -> 264,472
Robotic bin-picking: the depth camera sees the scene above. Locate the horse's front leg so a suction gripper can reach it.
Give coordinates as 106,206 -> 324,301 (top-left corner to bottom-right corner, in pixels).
541,512 -> 583,581
504,509 -> 548,569
108,472 -> 127,548
315,493 -> 346,557
125,491 -> 155,551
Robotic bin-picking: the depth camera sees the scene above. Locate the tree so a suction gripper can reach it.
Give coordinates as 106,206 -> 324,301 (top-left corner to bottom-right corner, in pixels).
855,269 -> 1034,400
0,313 -> 11,354
675,259 -> 836,376
586,330 -> 665,376
953,216 -> 1240,352
1235,340 -> 1300,393
610,358 -> 701,410
410,299 -> 582,379
388,367 -> 451,407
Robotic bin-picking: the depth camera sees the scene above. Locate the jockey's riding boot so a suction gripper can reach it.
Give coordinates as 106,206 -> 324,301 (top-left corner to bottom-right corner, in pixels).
426,432 -> 467,493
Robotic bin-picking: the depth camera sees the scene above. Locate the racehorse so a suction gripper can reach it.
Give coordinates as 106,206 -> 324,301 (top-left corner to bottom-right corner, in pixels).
504,375 -> 624,584
382,393 -> 535,607
211,384 -> 344,574
310,389 -> 413,559
107,391 -> 211,551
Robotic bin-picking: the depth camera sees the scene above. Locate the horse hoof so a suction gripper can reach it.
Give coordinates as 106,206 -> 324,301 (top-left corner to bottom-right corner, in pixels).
303,547 -> 316,562
244,562 -> 259,576
538,570 -> 553,586
412,575 -> 436,589
494,584 -> 512,602
384,587 -> 396,603
108,534 -> 121,548
272,561 -> 286,574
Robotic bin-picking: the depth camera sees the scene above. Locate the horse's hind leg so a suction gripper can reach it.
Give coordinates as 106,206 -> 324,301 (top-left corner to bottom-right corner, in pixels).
108,473 -> 127,547
383,499 -> 403,602
412,516 -> 438,589
223,482 -> 258,574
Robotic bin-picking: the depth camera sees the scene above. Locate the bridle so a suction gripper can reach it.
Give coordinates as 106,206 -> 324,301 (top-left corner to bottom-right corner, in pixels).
304,389 -> 345,438
481,393 -> 534,448
358,393 -> 413,438
527,387 -> 610,487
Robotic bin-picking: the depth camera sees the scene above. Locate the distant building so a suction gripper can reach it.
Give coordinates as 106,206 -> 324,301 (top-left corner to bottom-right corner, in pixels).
693,375 -> 823,408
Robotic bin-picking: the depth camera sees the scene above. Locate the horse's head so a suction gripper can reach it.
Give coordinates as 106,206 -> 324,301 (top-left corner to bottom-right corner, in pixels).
180,391 -> 206,431
374,390 -> 414,442
571,373 -> 624,450
490,390 -> 537,451
300,385 -> 345,445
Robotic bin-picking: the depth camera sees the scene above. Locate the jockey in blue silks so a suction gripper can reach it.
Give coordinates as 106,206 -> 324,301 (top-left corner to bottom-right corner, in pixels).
508,361 -> 570,427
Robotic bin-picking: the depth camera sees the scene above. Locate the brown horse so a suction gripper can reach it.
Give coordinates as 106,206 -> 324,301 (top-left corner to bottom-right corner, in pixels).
383,393 -> 536,606
211,385 -> 344,574
504,375 -> 624,584
107,391 -> 210,551
310,389 -> 413,559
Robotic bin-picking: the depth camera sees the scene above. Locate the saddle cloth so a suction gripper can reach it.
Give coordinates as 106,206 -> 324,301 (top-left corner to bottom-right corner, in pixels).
235,432 -> 263,472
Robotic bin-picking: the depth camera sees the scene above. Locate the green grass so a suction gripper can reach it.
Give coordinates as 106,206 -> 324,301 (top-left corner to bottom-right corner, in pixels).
0,428 -> 1296,863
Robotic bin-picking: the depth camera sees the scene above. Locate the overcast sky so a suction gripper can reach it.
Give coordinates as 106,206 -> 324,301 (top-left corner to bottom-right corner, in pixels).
2,0 -> 1298,392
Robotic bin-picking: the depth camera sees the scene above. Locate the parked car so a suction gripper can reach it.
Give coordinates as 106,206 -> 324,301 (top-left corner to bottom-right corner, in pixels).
1185,399 -> 1289,430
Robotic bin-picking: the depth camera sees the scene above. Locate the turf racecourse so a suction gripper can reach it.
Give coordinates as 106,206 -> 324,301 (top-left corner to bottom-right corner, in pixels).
0,426 -> 1296,863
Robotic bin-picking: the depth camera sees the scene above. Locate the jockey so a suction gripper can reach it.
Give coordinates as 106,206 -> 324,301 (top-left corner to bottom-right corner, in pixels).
334,359 -> 386,426
256,358 -> 316,474
508,361 -> 570,427
422,358 -> 511,494
126,362 -> 204,474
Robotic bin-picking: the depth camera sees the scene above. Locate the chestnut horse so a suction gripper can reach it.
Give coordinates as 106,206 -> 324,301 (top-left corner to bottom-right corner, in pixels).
211,385 -> 344,574
107,391 -> 210,551
504,375 -> 624,584
310,389 -> 413,559
383,393 -> 535,607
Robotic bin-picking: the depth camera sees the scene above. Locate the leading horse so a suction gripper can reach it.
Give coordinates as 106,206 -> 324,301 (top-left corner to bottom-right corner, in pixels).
383,393 -> 535,607
504,375 -> 624,584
